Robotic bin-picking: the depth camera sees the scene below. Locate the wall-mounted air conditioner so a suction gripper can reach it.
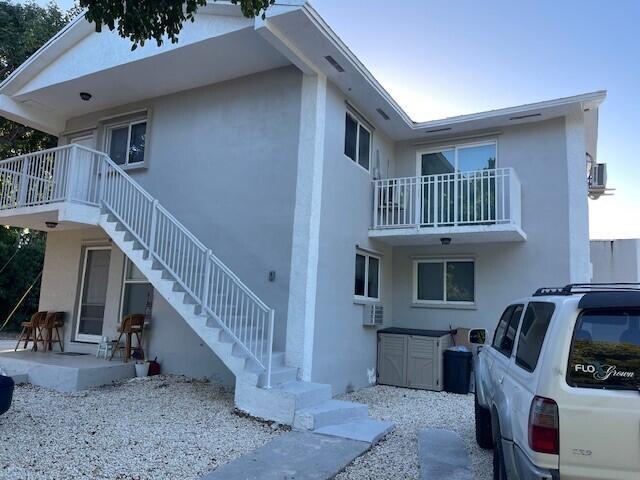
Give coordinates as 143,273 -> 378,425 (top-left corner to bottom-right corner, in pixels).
363,304 -> 384,326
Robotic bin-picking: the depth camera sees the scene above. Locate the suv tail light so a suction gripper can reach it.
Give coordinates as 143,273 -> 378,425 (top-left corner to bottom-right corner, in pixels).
528,396 -> 559,454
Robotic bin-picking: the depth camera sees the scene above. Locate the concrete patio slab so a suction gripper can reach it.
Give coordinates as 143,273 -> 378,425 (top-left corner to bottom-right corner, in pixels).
0,350 -> 134,392
202,431 -> 370,480
418,428 -> 472,480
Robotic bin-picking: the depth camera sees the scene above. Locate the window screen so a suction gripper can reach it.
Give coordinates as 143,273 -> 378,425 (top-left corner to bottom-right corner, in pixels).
515,302 -> 555,372
567,308 -> 640,390
354,253 -> 366,297
358,125 -> 370,170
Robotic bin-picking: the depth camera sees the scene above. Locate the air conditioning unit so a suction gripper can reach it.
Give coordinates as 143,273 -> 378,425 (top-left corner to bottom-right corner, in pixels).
588,163 -> 613,199
591,163 -> 607,189
363,304 -> 384,326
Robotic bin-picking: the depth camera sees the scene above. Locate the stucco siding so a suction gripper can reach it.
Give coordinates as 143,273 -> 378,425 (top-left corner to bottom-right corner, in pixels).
391,118 -> 577,332
38,228 -> 234,383
64,66 -> 303,350
310,82 -> 394,393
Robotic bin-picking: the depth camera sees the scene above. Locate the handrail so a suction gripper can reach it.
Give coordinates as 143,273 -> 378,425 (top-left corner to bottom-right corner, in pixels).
372,167 -> 520,230
0,144 -> 275,387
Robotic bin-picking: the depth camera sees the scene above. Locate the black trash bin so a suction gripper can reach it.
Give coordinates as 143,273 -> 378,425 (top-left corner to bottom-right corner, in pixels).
443,348 -> 472,394
0,375 -> 15,416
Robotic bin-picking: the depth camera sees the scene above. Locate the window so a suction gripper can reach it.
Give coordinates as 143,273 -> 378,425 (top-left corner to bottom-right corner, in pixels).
120,259 -> 154,319
344,112 -> 371,171
567,308 -> 640,390
355,252 -> 380,300
492,304 -> 524,357
414,259 -> 474,304
419,141 -> 497,175
515,302 -> 555,372
107,120 -> 147,166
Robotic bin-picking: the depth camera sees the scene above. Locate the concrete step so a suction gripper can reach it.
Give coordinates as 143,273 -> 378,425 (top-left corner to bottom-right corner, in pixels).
293,400 -> 368,431
259,365 -> 298,387
272,381 -> 332,410
314,418 -> 395,444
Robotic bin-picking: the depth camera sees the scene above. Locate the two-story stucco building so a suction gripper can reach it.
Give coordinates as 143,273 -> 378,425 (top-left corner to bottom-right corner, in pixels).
0,1 -> 605,438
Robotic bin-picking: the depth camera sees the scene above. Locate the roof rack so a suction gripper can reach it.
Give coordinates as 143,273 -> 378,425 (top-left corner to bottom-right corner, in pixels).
533,283 -> 640,296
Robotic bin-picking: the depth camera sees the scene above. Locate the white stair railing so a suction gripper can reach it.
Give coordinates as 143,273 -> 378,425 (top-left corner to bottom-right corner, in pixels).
0,144 -> 275,387
372,167 -> 520,230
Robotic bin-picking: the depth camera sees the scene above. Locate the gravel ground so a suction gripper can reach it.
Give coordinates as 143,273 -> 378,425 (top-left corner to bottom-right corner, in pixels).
336,385 -> 492,480
0,375 -> 284,480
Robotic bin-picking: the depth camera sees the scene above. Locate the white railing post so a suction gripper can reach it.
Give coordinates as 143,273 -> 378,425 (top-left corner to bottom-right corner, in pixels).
148,199 -> 159,257
414,177 -> 421,228
201,249 -> 212,313
265,309 -> 275,389
17,156 -> 30,206
373,180 -> 379,229
433,177 -> 439,227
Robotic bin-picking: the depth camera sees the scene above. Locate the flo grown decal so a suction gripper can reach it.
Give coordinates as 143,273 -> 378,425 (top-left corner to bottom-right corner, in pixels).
569,338 -> 640,389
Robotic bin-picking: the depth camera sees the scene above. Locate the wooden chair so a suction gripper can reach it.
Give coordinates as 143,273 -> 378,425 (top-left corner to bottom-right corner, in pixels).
109,314 -> 145,362
35,312 -> 65,352
15,311 -> 47,351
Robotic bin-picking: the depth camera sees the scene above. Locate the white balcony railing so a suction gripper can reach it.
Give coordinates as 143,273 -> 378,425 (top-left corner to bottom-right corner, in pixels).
0,145 -> 275,387
372,167 -> 521,230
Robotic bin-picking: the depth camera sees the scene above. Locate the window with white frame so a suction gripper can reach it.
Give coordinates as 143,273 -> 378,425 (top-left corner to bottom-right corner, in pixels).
413,258 -> 475,304
354,251 -> 380,300
106,119 -> 147,166
344,112 -> 371,171
120,259 -> 154,319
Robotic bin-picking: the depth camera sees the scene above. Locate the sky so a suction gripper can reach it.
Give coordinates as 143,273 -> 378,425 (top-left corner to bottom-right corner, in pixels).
34,0 -> 640,239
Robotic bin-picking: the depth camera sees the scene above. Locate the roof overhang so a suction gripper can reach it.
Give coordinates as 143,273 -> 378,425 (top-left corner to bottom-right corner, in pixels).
0,0 -> 607,141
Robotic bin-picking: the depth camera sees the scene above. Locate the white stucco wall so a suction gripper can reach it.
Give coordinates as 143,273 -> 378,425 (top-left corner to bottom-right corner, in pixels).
591,239 -> 640,282
38,228 -> 234,384
309,82 -> 395,393
390,117 -> 579,333
63,66 -> 303,352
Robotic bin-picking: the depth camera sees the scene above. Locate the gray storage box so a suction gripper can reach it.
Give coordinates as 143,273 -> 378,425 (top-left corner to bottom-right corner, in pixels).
377,328 -> 452,391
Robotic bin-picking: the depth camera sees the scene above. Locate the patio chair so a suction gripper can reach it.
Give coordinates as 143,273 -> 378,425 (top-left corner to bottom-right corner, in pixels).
109,314 -> 145,362
14,311 -> 47,352
35,312 -> 65,352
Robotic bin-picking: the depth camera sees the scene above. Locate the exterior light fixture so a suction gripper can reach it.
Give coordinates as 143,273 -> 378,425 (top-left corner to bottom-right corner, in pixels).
79,92 -> 92,101
45,221 -> 58,229
440,237 -> 452,246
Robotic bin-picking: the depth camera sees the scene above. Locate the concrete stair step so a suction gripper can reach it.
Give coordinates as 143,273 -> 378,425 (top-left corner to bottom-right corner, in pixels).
273,381 -> 332,410
259,365 -> 297,387
293,400 -> 368,431
313,418 -> 395,444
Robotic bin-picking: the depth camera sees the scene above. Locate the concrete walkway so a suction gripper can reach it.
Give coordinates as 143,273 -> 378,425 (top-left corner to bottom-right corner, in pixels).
202,431 -> 371,480
418,428 -> 472,480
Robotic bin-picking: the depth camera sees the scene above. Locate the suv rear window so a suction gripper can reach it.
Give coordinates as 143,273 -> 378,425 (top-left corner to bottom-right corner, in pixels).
567,308 -> 640,390
515,302 -> 555,372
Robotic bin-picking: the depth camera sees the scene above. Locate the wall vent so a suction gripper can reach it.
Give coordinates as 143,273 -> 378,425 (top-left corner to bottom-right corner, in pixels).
425,127 -> 452,134
376,108 -> 390,120
509,112 -> 541,121
324,55 -> 345,72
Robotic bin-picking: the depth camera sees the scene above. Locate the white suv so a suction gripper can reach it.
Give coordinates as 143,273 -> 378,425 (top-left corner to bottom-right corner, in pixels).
471,284 -> 640,480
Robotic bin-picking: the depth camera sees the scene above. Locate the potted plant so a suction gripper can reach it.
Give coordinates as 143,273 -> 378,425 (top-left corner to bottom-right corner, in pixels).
132,348 -> 149,378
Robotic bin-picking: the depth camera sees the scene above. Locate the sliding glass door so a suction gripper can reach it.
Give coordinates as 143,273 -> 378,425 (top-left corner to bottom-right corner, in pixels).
418,142 -> 497,226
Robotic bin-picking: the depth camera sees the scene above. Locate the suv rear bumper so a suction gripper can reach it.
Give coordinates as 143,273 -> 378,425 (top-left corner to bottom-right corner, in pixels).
511,442 -> 559,480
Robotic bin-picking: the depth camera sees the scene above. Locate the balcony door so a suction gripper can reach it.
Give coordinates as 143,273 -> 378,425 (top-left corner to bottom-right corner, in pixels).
68,133 -> 97,202
417,142 -> 497,226
75,246 -> 111,342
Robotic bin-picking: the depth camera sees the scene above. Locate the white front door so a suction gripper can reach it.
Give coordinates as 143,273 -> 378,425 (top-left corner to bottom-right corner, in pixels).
75,246 -> 111,342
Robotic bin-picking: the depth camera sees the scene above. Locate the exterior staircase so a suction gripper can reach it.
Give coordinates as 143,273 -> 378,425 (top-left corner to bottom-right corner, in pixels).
0,144 -> 393,443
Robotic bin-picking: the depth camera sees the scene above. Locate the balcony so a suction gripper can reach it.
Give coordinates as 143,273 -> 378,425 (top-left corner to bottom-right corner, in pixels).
0,145 -> 104,230
369,168 -> 526,245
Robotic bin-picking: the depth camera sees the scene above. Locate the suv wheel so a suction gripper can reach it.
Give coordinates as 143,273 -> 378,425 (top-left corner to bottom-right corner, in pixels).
474,392 -> 493,449
493,421 -> 507,480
